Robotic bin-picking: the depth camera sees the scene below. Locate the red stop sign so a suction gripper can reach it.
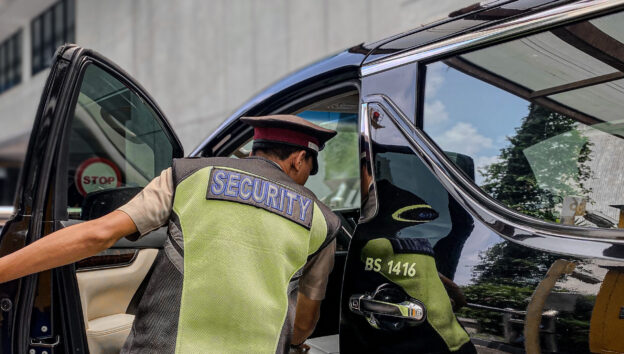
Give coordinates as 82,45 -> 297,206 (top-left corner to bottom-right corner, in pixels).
75,157 -> 122,196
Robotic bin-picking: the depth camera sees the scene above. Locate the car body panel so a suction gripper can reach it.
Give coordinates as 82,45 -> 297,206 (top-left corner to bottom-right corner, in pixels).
361,0 -> 572,65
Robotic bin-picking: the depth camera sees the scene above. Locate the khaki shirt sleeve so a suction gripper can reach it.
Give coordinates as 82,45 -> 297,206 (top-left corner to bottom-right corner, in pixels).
298,239 -> 336,301
117,167 -> 174,239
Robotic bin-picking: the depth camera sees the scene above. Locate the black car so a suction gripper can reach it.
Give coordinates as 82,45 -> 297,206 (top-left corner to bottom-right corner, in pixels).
2,0 -> 624,353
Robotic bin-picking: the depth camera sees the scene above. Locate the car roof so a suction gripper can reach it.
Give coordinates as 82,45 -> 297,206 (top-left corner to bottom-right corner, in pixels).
362,0 -> 572,65
191,0 -> 571,156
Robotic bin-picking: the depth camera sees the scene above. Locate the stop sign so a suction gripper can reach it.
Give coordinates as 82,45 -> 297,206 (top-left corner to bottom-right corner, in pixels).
75,157 -> 122,196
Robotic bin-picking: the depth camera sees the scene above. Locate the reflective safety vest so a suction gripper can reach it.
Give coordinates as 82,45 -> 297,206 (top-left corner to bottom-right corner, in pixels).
121,157 -> 339,354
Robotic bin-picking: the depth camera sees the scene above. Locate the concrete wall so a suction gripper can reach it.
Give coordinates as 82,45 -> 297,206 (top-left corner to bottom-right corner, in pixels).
0,0 -> 475,152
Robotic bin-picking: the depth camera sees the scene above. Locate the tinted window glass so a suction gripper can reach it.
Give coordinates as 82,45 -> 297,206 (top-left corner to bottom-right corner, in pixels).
66,64 -> 173,216
423,11 -> 624,229
298,111 -> 359,210
354,101 -> 616,353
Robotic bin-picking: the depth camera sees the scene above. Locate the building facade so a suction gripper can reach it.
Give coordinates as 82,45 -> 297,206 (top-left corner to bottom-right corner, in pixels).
0,0 -> 473,204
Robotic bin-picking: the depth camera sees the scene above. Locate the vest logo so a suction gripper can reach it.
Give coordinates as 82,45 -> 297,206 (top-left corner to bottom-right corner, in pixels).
206,168 -> 313,229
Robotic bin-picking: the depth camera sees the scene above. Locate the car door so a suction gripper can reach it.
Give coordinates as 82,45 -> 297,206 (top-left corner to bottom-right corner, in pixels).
341,2 -> 624,354
0,44 -> 183,354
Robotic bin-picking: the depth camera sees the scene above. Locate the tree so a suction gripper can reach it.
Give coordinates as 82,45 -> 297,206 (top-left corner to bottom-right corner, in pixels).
457,104 -> 594,351
479,103 -> 592,222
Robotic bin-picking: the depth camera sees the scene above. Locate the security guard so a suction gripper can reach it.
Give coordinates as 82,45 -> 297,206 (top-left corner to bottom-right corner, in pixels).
0,115 -> 340,354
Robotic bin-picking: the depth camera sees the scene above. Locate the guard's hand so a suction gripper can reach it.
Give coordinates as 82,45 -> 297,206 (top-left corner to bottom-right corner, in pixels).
439,272 -> 467,311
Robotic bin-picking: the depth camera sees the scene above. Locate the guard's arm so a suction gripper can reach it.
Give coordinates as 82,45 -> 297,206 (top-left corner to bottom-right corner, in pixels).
0,210 -> 136,284
292,292 -> 321,346
291,239 -> 336,346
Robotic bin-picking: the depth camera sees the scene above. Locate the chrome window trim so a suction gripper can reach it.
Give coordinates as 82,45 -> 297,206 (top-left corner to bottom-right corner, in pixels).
358,102 -> 379,223
365,94 -> 624,261
362,0 -> 624,77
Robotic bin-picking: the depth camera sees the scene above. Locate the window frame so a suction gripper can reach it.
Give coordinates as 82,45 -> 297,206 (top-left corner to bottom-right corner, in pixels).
53,55 -> 183,220
210,81 -> 360,158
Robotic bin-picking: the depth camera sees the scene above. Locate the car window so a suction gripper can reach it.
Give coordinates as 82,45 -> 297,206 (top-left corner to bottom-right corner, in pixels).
230,91 -> 360,211
423,10 -> 624,229
65,64 -> 174,218
298,111 -> 359,210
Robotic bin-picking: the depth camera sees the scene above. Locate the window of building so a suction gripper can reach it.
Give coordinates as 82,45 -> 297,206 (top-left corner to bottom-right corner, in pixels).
31,0 -> 75,75
422,11 -> 624,229
0,30 -> 22,94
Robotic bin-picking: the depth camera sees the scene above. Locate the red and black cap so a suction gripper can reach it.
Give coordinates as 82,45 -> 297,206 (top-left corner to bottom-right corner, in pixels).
240,115 -> 337,175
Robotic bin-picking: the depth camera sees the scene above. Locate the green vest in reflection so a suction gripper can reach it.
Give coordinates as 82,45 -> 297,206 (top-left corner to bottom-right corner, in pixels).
360,179 -> 472,352
361,237 -> 474,353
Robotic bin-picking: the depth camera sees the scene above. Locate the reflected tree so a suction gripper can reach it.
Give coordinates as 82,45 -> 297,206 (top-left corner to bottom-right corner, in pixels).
480,103 -> 592,222
458,104 -> 595,352
459,241 -> 592,352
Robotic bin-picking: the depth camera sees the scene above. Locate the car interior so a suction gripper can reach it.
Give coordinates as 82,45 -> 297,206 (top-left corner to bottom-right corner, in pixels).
62,72 -> 361,353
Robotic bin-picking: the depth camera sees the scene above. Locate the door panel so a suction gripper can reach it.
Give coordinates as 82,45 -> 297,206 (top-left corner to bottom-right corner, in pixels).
342,97 -> 624,353
0,45 -> 182,354
340,102 -> 475,353
55,49 -> 182,354
0,46 -> 78,354
77,248 -> 157,354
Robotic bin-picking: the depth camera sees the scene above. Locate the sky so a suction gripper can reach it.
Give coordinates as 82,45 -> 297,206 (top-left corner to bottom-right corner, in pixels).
423,61 -> 531,185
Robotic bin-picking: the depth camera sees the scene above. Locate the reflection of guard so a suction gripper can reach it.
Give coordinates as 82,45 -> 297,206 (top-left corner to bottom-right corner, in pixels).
360,238 -> 475,353
364,179 -> 439,236
358,177 -> 475,353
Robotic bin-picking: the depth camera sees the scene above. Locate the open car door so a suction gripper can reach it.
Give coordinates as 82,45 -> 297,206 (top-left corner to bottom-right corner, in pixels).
0,44 -> 183,354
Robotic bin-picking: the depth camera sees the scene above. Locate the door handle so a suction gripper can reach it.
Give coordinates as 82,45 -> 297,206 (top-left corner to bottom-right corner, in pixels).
349,294 -> 426,323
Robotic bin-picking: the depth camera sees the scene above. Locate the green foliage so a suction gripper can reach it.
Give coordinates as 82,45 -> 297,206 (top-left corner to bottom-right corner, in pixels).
480,104 -> 593,221
322,131 -> 359,180
554,295 -> 595,353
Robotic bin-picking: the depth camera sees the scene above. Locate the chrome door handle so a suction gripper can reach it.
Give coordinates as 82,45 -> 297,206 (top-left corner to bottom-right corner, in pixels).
349,294 -> 426,323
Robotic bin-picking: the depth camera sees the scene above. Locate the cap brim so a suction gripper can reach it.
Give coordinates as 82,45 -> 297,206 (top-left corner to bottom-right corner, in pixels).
241,115 -> 337,148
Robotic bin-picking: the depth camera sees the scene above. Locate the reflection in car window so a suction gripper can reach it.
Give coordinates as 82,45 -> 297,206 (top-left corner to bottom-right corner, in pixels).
423,11 -> 624,229
66,64 -> 173,215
